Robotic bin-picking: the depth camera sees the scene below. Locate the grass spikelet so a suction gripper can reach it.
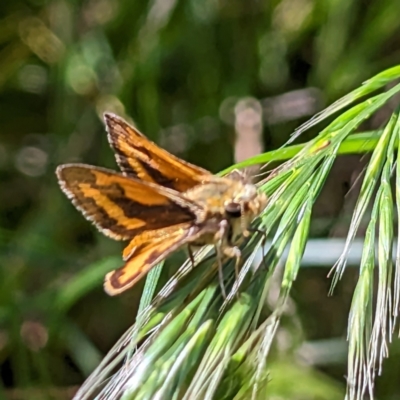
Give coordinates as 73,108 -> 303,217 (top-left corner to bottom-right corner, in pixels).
74,66 -> 400,400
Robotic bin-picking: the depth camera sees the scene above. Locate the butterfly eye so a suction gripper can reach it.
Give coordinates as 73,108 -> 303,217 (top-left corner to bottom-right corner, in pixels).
224,202 -> 242,218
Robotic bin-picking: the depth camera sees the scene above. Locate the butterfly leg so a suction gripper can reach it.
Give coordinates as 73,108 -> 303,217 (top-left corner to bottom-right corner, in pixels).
216,244 -> 241,300
215,219 -> 234,299
187,245 -> 195,269
223,245 -> 241,281
215,244 -> 227,299
215,220 -> 243,298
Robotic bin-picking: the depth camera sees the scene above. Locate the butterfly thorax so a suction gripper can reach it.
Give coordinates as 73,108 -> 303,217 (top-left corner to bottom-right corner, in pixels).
184,177 -> 267,247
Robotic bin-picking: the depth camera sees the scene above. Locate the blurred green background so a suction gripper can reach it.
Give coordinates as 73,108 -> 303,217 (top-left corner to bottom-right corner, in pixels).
1,0 -> 400,399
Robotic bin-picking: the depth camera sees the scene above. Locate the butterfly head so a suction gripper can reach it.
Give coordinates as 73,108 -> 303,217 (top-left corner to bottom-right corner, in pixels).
224,183 -> 267,237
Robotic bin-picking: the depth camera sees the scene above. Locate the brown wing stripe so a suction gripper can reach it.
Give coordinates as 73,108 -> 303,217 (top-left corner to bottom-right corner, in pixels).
92,180 -> 194,228
78,196 -> 133,237
136,159 -> 178,189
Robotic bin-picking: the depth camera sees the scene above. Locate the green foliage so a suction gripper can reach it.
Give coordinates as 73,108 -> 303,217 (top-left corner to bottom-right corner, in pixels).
76,68 -> 400,399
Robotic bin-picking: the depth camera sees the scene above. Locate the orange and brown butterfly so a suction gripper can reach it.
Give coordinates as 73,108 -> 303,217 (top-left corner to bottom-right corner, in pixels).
56,113 -> 267,295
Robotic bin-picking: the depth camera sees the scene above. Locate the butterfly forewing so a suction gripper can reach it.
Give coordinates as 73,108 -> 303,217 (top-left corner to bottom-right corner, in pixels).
56,164 -> 200,240
104,113 -> 212,191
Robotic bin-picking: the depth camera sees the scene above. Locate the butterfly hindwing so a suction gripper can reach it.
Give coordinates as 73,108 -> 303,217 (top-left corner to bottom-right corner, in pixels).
104,223 -> 196,295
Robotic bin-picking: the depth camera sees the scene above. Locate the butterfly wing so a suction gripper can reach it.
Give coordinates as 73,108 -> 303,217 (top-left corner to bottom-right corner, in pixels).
104,223 -> 197,295
104,113 -> 212,192
56,164 -> 202,240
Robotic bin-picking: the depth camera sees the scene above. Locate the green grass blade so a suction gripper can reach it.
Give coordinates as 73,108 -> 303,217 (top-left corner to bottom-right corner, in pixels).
291,65 -> 400,141
332,109 -> 400,288
55,256 -> 120,312
347,201 -> 376,400
369,129 -> 396,378
137,262 -> 164,320
395,123 -> 400,321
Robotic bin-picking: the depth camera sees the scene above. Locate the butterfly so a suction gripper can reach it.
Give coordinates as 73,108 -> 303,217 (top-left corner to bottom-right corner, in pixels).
56,113 -> 267,295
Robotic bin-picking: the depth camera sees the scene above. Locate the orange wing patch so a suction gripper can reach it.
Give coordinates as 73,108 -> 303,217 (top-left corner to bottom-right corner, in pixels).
104,113 -> 212,192
56,164 -> 199,240
104,224 -> 193,295
121,223 -> 192,260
